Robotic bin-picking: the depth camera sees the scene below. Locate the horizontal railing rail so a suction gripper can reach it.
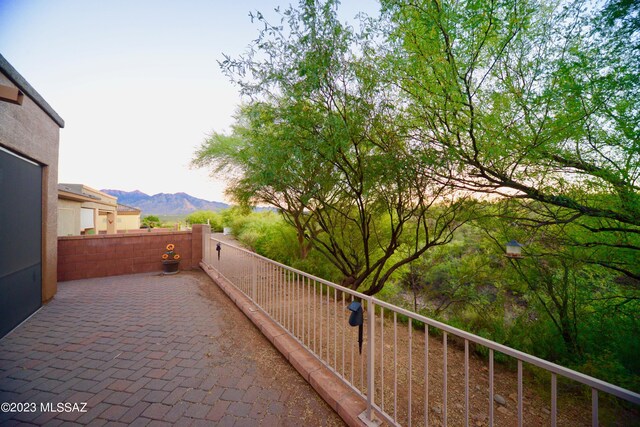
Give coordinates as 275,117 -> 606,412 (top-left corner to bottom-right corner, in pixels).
203,234 -> 640,427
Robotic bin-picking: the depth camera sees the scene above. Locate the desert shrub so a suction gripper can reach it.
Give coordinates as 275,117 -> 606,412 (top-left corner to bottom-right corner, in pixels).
185,210 -> 223,231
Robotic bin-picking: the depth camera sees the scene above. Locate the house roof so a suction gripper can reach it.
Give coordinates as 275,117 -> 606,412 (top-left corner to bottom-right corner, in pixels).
58,184 -> 117,206
117,203 -> 141,214
0,54 -> 65,128
58,184 -> 101,202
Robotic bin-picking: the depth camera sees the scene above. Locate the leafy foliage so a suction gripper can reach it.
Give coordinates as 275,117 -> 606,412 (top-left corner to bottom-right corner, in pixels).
185,210 -> 224,232
194,0 -> 473,295
382,0 -> 640,279
193,0 -> 639,392
225,208 -> 639,390
141,215 -> 160,228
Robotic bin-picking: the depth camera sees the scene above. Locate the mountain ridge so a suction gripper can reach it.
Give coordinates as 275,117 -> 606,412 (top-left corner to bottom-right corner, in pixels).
101,189 -> 229,216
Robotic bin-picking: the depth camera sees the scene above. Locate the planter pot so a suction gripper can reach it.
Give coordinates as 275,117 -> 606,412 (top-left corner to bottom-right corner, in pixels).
162,260 -> 180,275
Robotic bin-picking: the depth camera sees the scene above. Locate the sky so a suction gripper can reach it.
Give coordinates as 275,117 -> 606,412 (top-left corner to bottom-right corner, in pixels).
0,0 -> 378,203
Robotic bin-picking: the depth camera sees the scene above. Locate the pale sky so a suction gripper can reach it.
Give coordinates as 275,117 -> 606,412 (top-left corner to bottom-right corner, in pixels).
0,0 -> 378,203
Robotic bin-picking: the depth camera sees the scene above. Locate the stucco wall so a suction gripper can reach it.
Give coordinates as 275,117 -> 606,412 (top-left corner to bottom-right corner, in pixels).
98,213 -> 140,232
58,198 -> 81,236
117,214 -> 140,231
0,62 -> 63,302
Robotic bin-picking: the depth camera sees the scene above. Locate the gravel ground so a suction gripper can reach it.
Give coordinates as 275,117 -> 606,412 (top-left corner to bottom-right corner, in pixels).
209,234 -> 639,426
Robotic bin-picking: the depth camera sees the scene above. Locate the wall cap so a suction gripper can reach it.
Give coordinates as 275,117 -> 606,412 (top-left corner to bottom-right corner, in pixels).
0,53 -> 65,128
58,230 -> 192,240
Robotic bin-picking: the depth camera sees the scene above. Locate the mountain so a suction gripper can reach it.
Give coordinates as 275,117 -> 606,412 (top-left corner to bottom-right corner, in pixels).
101,189 -> 229,216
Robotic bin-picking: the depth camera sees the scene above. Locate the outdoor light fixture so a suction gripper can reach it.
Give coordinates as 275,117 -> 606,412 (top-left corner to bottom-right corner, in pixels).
505,239 -> 524,258
0,85 -> 24,105
347,300 -> 364,354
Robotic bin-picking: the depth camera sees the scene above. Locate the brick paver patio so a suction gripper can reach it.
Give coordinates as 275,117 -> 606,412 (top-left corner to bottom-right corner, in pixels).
0,271 -> 344,426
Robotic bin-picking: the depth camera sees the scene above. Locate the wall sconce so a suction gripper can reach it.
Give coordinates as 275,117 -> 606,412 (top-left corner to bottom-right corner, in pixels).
0,85 -> 24,105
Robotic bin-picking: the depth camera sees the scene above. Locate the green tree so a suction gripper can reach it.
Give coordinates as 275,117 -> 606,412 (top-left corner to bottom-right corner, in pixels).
185,210 -> 223,231
141,215 -> 160,228
399,225 -> 504,324
194,0 -> 472,295
474,202 -> 638,363
194,104 -> 321,260
382,0 -> 640,280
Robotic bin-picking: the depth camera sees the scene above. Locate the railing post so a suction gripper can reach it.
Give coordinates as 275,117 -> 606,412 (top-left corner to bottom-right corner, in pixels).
252,255 -> 257,301
367,299 -> 375,421
551,373 -> 557,427
592,388 -> 598,427
201,224 -> 210,264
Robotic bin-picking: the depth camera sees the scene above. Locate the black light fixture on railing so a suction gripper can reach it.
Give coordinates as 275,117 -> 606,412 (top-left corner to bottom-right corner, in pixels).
347,300 -> 364,354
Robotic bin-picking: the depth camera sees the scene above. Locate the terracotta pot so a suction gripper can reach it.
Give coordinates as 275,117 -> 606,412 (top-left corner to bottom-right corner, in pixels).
162,259 -> 180,275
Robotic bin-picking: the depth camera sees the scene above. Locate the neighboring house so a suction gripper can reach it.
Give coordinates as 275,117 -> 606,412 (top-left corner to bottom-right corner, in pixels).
112,203 -> 141,232
0,54 -> 64,338
58,184 -> 118,236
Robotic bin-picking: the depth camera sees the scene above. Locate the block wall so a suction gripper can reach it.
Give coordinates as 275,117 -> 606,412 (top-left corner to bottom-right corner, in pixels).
57,227 -> 205,282
1,62 -> 63,301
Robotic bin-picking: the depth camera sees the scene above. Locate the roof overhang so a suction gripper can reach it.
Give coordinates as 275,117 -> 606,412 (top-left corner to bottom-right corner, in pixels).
58,189 -> 99,203
0,54 -> 65,128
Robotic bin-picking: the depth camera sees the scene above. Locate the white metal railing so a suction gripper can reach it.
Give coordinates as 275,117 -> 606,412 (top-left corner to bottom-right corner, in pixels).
202,234 -> 640,426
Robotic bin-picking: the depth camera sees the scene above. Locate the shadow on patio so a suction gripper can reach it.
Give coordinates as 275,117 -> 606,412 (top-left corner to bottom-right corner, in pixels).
0,271 -> 344,426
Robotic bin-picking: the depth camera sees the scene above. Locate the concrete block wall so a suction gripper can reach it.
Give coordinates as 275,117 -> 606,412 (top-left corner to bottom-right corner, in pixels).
1,55 -> 65,302
58,226 -> 206,282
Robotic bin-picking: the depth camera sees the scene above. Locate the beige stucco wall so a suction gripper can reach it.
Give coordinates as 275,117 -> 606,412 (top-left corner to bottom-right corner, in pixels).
58,198 -> 80,237
59,202 -> 117,235
0,68 -> 63,302
98,213 -> 140,232
59,185 -> 118,235
117,213 -> 140,231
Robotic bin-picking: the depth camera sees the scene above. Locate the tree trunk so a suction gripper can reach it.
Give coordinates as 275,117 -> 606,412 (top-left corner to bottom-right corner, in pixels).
560,315 -> 581,357
297,231 -> 308,260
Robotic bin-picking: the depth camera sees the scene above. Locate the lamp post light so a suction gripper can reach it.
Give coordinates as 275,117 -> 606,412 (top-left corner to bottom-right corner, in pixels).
505,239 -> 524,258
